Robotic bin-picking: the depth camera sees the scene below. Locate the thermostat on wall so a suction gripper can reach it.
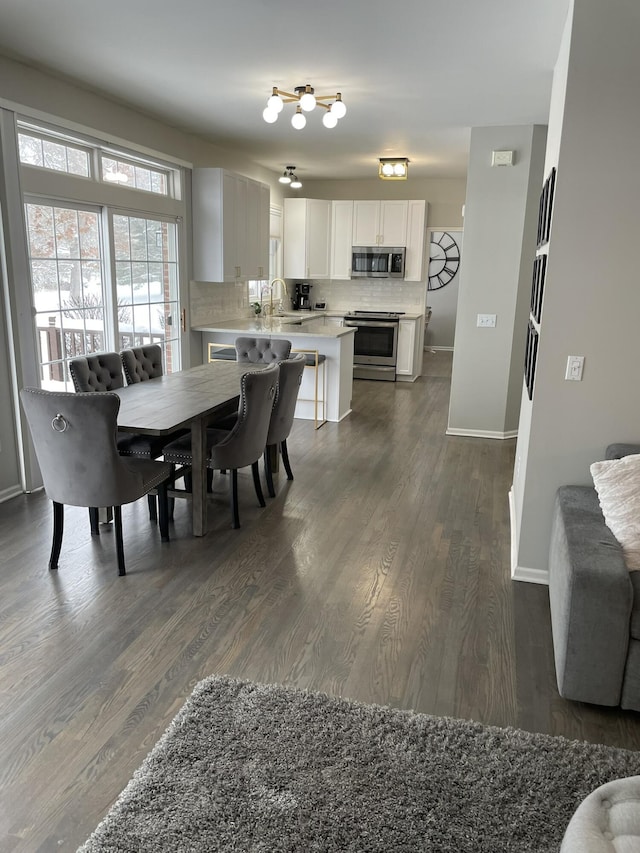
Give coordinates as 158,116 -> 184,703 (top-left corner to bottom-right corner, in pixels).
491,150 -> 514,167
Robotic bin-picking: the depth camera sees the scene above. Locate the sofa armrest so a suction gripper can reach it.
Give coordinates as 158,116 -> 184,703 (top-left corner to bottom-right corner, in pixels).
605,443 -> 640,460
549,485 -> 633,706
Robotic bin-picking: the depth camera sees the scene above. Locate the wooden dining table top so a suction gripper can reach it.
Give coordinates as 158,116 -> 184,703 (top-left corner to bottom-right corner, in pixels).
113,360 -> 267,435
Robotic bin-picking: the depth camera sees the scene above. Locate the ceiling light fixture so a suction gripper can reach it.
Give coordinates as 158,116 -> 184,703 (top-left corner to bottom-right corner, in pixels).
279,166 -> 302,189
263,85 -> 347,131
378,157 -> 410,180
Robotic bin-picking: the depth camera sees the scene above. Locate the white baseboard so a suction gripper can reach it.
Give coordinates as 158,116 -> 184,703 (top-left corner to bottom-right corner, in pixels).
446,427 -> 518,440
508,487 -> 550,585
511,565 -> 550,585
0,484 -> 23,503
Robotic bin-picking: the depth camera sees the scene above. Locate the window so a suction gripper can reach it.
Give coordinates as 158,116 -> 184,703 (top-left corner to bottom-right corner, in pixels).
112,214 -> 180,373
101,154 -> 169,195
248,206 -> 284,308
18,130 -> 90,177
19,121 -> 185,389
27,202 -> 181,389
17,121 -> 179,199
28,202 -> 106,388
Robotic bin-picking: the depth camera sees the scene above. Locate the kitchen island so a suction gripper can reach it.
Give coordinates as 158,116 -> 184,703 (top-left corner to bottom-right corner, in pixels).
193,314 -> 355,423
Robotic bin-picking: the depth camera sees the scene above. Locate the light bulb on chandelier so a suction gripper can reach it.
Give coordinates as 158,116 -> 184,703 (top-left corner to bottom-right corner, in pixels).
279,166 -> 302,189
262,84 -> 347,130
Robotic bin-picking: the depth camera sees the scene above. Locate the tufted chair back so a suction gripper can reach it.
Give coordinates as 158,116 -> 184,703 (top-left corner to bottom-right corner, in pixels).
235,337 -> 291,364
19,388 -> 167,509
209,364 -> 279,472
69,353 -> 124,392
121,345 -> 164,384
266,353 -> 305,447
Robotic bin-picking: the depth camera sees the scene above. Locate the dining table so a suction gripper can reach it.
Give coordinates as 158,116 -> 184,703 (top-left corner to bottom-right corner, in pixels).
113,360 -> 266,536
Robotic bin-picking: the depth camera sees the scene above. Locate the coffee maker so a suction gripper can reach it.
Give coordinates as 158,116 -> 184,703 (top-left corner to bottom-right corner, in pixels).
292,282 -> 312,311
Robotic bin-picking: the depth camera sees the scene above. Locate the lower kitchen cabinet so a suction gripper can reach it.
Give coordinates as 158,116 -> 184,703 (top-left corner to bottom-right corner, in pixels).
396,316 -> 424,380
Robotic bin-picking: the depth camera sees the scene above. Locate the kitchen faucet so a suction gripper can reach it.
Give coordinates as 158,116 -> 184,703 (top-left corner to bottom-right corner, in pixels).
269,278 -> 287,313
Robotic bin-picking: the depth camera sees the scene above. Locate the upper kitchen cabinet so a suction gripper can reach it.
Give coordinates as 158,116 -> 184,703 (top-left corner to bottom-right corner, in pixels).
330,200 -> 353,280
404,200 -> 427,282
352,200 -> 408,247
284,198 -> 331,279
192,168 -> 269,282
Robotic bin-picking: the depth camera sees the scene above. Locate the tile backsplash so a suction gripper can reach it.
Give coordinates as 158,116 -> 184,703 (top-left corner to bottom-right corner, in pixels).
190,280 -> 251,326
190,278 -> 427,326
310,279 -> 426,314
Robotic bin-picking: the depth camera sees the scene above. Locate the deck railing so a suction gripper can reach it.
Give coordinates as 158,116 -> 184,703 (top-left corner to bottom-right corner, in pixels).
37,316 -> 164,382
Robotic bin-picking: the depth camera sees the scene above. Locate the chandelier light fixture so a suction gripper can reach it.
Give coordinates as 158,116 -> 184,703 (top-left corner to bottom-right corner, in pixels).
278,166 -> 302,189
263,85 -> 347,130
378,157 -> 410,180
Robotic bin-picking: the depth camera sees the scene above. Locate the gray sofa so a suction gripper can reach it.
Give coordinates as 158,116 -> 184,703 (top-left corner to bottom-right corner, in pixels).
549,444 -> 640,712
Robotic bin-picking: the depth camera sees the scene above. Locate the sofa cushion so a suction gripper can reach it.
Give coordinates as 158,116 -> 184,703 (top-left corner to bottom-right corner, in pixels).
591,454 -> 640,571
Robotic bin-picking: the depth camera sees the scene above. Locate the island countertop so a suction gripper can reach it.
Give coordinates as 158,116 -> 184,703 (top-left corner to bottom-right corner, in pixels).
192,315 -> 355,339
194,315 -> 355,424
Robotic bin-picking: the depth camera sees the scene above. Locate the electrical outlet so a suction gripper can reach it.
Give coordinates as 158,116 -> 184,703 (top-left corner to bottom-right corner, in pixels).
565,356 -> 585,381
477,314 -> 497,328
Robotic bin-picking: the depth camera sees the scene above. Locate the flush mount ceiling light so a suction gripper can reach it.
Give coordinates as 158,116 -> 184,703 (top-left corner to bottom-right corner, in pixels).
278,166 -> 302,189
263,85 -> 347,130
378,157 -> 410,180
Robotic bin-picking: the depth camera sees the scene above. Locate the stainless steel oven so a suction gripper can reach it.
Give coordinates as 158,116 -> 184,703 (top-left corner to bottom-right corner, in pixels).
343,311 -> 404,381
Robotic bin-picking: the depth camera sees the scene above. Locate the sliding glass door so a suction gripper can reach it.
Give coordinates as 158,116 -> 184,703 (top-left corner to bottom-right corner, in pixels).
26,202 -> 181,389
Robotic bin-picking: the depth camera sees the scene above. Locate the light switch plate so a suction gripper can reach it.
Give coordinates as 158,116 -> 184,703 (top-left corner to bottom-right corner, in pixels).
477,313 -> 497,327
565,355 -> 585,381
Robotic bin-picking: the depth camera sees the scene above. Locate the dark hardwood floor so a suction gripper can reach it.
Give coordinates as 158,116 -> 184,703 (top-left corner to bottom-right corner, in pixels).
2,350 -> 640,851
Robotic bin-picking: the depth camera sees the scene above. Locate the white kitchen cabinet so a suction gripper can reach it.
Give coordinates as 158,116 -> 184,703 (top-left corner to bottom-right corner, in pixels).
330,200 -> 353,280
352,200 -> 408,247
284,198 -> 331,279
404,200 -> 427,282
192,168 -> 269,282
396,316 -> 424,380
246,179 -> 270,280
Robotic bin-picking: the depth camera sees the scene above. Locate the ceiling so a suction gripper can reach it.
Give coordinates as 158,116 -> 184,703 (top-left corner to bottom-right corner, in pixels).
0,0 -> 570,182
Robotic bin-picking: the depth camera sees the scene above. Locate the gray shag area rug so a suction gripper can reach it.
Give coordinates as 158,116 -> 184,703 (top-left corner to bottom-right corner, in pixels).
79,674 -> 640,852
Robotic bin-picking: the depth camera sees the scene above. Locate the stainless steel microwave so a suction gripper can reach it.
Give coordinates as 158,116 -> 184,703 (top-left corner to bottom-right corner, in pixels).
351,246 -> 405,279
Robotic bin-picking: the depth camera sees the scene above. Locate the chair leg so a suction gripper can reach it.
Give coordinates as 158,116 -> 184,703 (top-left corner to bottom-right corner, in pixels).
168,463 -> 176,519
264,447 -> 276,498
230,469 -> 240,529
252,460 -> 266,507
207,468 -> 213,492
89,507 -> 100,535
157,482 -> 170,542
281,439 -> 294,481
148,493 -> 157,522
114,506 -> 126,576
49,501 -> 64,571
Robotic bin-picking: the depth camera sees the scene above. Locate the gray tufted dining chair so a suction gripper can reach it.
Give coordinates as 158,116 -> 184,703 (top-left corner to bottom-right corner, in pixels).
20,388 -> 172,576
69,352 -> 168,521
162,364 -> 279,529
69,351 -> 124,392
263,353 -> 306,498
235,337 -> 291,364
120,344 -> 164,384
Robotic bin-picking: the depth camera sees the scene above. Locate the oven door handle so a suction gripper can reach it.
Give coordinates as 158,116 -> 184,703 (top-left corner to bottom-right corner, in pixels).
344,320 -> 398,328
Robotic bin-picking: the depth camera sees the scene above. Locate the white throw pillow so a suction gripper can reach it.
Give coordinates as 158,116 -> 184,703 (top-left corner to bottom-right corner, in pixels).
591,454 -> 640,571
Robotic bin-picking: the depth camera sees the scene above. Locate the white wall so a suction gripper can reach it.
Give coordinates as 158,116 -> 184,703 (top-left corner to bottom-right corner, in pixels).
512,0 -> 640,582
447,125 -> 547,439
